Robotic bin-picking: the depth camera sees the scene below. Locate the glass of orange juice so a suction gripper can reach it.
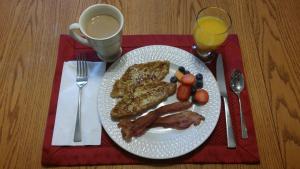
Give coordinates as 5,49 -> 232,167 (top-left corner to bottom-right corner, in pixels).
192,7 -> 232,62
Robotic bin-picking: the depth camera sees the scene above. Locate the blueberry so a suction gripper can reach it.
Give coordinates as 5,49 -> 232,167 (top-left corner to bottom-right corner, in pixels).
196,73 -> 203,80
191,86 -> 196,95
170,76 -> 177,83
185,70 -> 190,74
195,80 -> 203,88
178,66 -> 185,73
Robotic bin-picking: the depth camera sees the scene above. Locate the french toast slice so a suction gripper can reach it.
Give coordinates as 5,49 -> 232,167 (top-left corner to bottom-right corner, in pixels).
111,61 -> 170,98
111,81 -> 176,119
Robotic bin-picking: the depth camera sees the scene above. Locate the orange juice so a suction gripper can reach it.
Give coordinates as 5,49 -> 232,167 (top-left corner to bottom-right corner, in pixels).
193,16 -> 228,50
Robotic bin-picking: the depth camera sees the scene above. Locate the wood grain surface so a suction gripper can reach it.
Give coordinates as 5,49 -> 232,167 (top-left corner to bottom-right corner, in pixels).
0,0 -> 299,169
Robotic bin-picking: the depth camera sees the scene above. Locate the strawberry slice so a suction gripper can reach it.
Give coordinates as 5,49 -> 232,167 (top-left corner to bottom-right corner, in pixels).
194,89 -> 209,105
177,84 -> 191,101
181,74 -> 196,85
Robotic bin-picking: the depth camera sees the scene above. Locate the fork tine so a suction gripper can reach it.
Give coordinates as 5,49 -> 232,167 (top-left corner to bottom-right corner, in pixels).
78,55 -> 81,76
81,56 -> 85,77
76,55 -> 79,76
80,55 -> 83,77
84,56 -> 88,77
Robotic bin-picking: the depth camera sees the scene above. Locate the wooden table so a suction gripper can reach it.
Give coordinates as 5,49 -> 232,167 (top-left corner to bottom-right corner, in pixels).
0,0 -> 299,168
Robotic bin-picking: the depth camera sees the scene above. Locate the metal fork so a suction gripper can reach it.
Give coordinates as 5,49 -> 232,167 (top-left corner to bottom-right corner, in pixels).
74,55 -> 88,142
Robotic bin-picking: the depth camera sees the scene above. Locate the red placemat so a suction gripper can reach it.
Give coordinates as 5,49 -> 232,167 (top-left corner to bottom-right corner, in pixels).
42,35 -> 259,166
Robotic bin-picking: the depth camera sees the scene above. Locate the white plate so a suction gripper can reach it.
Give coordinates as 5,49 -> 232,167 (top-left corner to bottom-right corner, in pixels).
98,45 -> 221,159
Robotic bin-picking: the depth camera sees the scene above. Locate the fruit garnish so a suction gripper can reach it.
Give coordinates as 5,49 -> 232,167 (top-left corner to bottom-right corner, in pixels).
184,70 -> 190,74
195,80 -> 203,88
177,84 -> 191,101
178,66 -> 185,73
175,70 -> 184,81
170,76 -> 177,83
181,74 -> 196,85
196,73 -> 203,80
194,89 -> 209,105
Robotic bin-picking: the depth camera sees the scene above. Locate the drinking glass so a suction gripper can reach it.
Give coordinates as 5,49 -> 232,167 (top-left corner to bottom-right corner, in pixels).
192,7 -> 232,63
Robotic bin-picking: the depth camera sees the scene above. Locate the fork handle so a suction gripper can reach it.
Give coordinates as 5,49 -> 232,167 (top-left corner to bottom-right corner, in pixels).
74,88 -> 82,142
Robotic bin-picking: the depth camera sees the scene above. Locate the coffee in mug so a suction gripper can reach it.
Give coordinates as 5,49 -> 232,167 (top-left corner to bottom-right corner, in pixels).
69,4 -> 124,62
86,15 -> 120,39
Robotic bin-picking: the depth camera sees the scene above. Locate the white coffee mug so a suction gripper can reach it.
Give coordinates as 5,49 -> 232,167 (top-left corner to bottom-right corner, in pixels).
69,4 -> 124,62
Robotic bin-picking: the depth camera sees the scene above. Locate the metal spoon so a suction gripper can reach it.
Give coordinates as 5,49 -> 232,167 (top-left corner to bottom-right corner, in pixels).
230,70 -> 248,139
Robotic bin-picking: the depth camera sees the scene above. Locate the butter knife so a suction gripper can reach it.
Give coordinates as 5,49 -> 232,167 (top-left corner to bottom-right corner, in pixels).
216,54 -> 236,148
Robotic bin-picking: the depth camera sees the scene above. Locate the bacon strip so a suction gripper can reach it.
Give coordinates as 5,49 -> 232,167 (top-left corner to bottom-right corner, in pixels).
118,101 -> 193,140
151,111 -> 205,130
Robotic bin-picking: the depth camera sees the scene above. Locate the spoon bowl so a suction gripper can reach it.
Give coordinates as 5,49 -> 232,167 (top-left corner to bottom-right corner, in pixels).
230,70 -> 244,94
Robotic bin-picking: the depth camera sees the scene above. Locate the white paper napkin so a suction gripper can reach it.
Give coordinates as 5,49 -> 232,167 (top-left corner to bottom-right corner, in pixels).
52,61 -> 106,146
